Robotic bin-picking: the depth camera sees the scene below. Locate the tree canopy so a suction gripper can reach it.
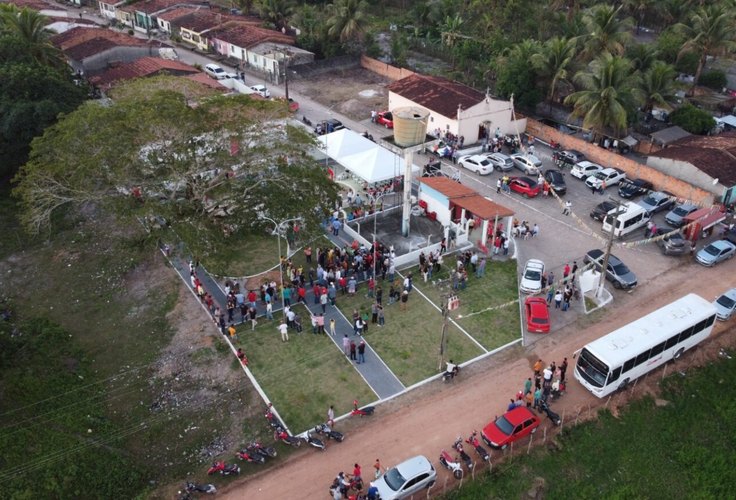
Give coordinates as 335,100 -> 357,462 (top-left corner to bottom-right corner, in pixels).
13,77 -> 339,248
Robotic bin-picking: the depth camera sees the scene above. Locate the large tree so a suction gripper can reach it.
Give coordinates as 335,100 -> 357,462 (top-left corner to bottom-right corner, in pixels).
531,36 -> 578,103
325,0 -> 369,44
0,5 -> 64,69
256,0 -> 294,31
565,53 -> 643,138
638,60 -> 678,113
13,77 -> 339,245
580,4 -> 632,59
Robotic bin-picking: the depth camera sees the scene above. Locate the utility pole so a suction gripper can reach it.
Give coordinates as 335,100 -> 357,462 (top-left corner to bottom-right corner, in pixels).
597,198 -> 626,297
438,295 -> 450,371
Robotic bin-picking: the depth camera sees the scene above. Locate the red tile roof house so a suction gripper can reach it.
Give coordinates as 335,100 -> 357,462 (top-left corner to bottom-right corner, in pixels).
114,0 -> 210,33
88,56 -> 200,93
52,26 -> 170,75
174,10 -> 259,52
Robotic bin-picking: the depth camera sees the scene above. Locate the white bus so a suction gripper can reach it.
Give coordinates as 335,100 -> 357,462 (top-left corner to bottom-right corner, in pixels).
574,294 -> 717,398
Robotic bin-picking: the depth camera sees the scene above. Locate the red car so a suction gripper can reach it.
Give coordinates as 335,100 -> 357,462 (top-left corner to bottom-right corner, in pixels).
525,297 -> 550,334
481,406 -> 540,449
376,111 -> 393,128
508,176 -> 541,197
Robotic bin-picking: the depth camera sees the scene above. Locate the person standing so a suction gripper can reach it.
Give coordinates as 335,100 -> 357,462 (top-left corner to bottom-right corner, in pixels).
320,290 -> 328,313
400,290 -> 409,311
249,306 -> 258,330
327,405 -> 335,427
371,302 -> 378,324
278,320 -> 289,342
554,290 -> 563,309
377,305 -> 385,326
349,340 -> 357,361
559,357 -> 568,383
330,318 -> 337,336
476,256 -> 486,278
562,200 -> 572,215
355,317 -> 364,336
524,377 -> 532,395
342,334 -> 350,356
316,313 -> 325,334
373,459 -> 382,479
357,340 -> 366,364
496,178 -> 502,194
533,359 -> 543,377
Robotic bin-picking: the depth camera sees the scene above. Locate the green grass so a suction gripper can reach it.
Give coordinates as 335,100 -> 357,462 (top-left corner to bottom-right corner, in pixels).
404,259 -> 521,351
335,283 -> 484,386
235,306 -> 376,432
444,355 -> 736,499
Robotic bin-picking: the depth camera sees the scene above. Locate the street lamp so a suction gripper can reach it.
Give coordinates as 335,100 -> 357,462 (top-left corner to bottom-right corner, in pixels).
260,215 -> 302,318
372,192 -> 389,281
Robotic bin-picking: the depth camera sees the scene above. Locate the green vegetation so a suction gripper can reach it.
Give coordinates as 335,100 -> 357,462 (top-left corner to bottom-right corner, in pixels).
236,311 -> 376,432
670,103 -> 716,134
444,355 -> 736,498
699,69 -> 728,90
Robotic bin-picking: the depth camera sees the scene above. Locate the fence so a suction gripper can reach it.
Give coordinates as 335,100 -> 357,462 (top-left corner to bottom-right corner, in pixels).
291,55 -> 360,79
360,55 -> 416,81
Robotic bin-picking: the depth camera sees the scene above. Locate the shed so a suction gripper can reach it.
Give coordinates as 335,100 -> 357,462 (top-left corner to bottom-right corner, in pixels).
650,126 -> 691,146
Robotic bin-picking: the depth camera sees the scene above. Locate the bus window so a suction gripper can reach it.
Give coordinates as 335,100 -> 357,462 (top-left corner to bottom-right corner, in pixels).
679,325 -> 695,342
623,357 -> 635,373
635,349 -> 650,366
693,318 -> 708,334
577,349 -> 609,387
665,333 -> 679,350
705,315 -> 715,328
607,366 -> 622,385
650,341 -> 666,357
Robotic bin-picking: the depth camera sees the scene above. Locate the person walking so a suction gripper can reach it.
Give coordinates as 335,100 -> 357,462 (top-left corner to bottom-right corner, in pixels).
559,357 -> 568,383
496,178 -> 502,194
278,320 -> 289,342
562,200 -> 572,215
554,290 -> 563,309
330,318 -> 337,336
533,359 -> 543,377
342,334 -> 350,356
547,285 -> 555,304
357,340 -> 366,364
355,317 -> 364,337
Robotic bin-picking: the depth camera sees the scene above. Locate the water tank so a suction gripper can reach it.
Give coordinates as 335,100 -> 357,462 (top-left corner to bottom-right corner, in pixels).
393,107 -> 429,147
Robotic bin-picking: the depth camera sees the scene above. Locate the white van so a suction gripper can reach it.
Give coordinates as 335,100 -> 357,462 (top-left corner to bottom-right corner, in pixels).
601,201 -> 651,238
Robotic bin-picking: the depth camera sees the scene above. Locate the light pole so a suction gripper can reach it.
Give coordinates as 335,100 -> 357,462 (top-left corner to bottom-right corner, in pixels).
261,215 -> 301,318
372,192 -> 389,281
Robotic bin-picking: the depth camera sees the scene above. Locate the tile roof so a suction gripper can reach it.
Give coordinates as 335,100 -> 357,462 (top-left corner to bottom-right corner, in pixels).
1,0 -> 49,11
184,71 -> 227,89
156,6 -> 199,22
451,195 -> 514,219
128,0 -> 205,15
652,130 -> 736,186
420,177 -> 476,198
52,26 -> 147,52
88,56 -> 198,87
388,74 -> 486,119
208,23 -> 294,49
176,10 -> 255,33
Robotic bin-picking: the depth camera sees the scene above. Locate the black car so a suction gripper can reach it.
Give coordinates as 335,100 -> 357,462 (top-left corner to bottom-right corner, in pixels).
314,118 -> 344,135
543,169 -> 567,195
654,228 -> 688,256
590,201 -> 617,222
552,150 -> 585,169
618,178 -> 654,199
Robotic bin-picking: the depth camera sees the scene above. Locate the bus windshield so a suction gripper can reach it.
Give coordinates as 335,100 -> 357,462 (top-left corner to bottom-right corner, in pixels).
576,348 -> 609,387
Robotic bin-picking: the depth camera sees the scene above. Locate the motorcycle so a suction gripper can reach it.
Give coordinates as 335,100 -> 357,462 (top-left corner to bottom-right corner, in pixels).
185,481 -> 216,494
438,450 -> 464,479
302,115 -> 312,126
207,460 -> 240,476
539,400 -> 562,426
265,406 -> 283,430
550,379 -> 566,400
350,405 -> 375,417
452,437 -> 474,471
236,449 -> 265,464
304,431 -> 326,451
315,423 -> 345,442
247,440 -> 277,459
442,363 -> 460,382
274,428 -> 302,447
465,431 -> 490,462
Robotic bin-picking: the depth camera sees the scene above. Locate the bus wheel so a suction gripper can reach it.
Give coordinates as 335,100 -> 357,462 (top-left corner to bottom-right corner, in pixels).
618,378 -> 629,391
673,348 -> 685,360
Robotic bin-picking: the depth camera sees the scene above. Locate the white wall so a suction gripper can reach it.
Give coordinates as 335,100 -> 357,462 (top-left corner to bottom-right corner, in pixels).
418,184 -> 451,225
646,156 -> 725,197
458,99 -> 527,142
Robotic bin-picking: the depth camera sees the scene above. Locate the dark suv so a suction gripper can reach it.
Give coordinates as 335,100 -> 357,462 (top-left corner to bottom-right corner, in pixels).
553,150 -> 585,169
314,118 -> 344,135
618,178 -> 653,199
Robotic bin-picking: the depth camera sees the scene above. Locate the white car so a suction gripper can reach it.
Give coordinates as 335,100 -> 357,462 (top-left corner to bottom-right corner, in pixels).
458,155 -> 493,175
510,153 -> 542,175
250,84 -> 271,98
520,259 -> 545,294
370,455 -> 437,500
713,288 -> 736,321
204,63 -> 232,80
585,167 -> 626,189
570,160 -> 603,180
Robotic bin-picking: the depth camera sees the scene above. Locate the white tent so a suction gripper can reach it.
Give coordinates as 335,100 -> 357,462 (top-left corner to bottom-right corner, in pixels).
318,129 -> 414,184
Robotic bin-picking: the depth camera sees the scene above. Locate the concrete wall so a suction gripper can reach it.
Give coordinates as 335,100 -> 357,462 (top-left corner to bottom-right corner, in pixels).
418,185 -> 452,225
526,119 -> 714,204
458,99 -> 527,144
360,55 -> 415,82
646,156 -> 725,197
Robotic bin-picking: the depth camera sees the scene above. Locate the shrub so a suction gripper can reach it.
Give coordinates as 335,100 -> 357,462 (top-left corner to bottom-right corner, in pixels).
669,104 -> 716,134
675,52 -> 699,76
699,70 -> 727,90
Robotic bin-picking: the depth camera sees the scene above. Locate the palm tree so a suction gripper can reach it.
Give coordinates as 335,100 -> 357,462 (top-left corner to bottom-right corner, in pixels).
580,5 -> 633,59
565,53 -> 643,138
675,4 -> 736,88
531,37 -> 578,102
256,0 -> 294,31
0,6 -> 64,68
638,60 -> 677,113
624,0 -> 653,34
626,43 -> 659,72
325,0 -> 369,43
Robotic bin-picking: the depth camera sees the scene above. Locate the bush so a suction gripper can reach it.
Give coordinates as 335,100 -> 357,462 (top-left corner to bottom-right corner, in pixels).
699,70 -> 727,90
669,104 -> 716,134
676,52 -> 699,76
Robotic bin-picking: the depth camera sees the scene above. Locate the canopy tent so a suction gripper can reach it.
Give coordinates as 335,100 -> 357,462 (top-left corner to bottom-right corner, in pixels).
318,129 -> 415,184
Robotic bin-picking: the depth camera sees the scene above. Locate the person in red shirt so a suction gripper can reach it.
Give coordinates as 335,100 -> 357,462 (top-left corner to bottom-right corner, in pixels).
247,290 -> 257,308
297,285 -> 306,303
352,463 -> 362,481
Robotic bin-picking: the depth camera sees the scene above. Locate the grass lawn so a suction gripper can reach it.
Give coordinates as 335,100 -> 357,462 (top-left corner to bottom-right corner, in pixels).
404,258 -> 521,351
235,306 -> 375,433
334,284 -> 485,386
444,356 -> 736,498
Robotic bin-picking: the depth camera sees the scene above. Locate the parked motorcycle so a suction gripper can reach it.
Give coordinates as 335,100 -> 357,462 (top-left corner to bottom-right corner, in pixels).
265,405 -> 283,430
247,440 -> 277,459
207,460 -> 240,476
539,400 -> 562,425
304,431 -> 326,451
315,423 -> 345,442
185,481 -> 216,494
465,431 -> 490,462
438,450 -> 464,479
236,449 -> 265,464
452,437 -> 474,470
350,405 -> 375,417
274,429 -> 302,447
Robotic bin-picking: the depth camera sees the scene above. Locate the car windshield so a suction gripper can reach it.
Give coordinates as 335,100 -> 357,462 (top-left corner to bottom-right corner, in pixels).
611,262 -> 630,275
673,206 -> 691,216
717,295 -> 736,309
384,112 -> 392,119
641,196 -> 656,205
480,159 -> 491,166
383,468 -> 406,491
525,269 -> 541,281
494,415 -> 514,436
576,348 -> 608,387
531,316 -> 549,324
594,172 -> 607,180
704,245 -> 720,256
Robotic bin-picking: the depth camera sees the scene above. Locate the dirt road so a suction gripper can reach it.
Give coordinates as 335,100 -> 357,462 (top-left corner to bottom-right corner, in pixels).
219,259 -> 736,499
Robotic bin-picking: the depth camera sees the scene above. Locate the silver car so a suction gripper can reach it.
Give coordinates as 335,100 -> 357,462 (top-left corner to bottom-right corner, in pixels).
485,152 -> 515,172
664,203 -> 698,227
695,239 -> 736,267
371,455 -> 437,500
713,288 -> 736,320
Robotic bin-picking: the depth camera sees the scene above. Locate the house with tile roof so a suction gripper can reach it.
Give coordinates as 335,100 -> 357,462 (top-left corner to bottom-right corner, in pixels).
97,0 -> 125,21
88,56 -> 199,91
647,131 -> 736,206
114,0 -> 210,32
388,74 -> 526,146
175,10 -> 254,51
155,6 -> 199,33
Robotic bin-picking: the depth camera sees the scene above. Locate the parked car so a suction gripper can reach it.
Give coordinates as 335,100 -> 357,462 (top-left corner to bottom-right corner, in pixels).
543,169 -> 566,195
584,249 -> 638,289
459,155 -> 493,175
422,160 -> 443,177
376,111 -> 394,128
654,228 -> 688,256
590,201 -> 617,222
713,288 -> 736,320
520,259 -> 545,294
314,119 -> 344,135
204,63 -> 232,80
695,239 -> 736,267
510,153 -> 542,175
637,191 -> 675,215
508,176 -> 541,198
553,149 -> 585,168
525,297 -> 550,334
370,455 -> 436,500
485,152 -> 515,172
570,160 -> 603,180
584,168 -> 626,190
481,406 -> 540,449
664,203 -> 698,227
249,84 -> 271,98
618,178 -> 654,199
